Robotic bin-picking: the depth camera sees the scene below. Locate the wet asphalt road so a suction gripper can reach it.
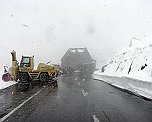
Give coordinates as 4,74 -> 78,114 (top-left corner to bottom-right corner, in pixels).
1,73 -> 152,122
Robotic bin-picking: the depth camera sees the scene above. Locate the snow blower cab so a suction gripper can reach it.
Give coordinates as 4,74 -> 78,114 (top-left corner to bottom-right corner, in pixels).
19,56 -> 34,71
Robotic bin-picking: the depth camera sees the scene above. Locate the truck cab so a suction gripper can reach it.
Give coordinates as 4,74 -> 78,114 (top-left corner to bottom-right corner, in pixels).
19,56 -> 34,72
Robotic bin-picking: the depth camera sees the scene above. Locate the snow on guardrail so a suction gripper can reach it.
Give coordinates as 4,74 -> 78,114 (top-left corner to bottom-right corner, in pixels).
93,71 -> 152,100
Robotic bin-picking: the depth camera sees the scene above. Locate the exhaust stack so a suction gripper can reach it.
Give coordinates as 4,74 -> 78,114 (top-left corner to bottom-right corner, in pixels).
11,50 -> 18,81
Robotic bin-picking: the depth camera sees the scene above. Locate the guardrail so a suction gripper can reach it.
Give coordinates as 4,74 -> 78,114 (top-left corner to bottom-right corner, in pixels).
93,73 -> 152,100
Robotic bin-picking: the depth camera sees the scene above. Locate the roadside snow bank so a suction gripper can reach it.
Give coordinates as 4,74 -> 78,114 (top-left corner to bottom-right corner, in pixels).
93,71 -> 152,100
0,70 -> 17,90
95,38 -> 152,99
102,38 -> 152,82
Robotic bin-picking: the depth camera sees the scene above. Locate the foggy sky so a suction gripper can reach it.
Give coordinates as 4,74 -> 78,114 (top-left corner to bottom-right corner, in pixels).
0,0 -> 152,69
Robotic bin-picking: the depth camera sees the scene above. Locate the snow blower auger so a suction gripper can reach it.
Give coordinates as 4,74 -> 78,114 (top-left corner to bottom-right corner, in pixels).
2,66 -> 13,81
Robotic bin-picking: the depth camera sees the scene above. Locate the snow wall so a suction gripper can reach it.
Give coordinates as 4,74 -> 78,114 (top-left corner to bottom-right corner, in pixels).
93,39 -> 152,99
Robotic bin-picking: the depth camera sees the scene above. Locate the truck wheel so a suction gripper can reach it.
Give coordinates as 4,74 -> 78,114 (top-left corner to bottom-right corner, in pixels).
39,73 -> 49,82
19,73 -> 29,82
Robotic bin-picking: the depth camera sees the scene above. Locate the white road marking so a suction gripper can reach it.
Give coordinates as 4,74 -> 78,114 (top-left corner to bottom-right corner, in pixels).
75,77 -> 78,81
83,79 -> 85,81
92,115 -> 100,122
81,90 -> 88,97
77,82 -> 80,86
1,87 -> 45,122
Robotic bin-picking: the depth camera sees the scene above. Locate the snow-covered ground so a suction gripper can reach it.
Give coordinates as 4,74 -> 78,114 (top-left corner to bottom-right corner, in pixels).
101,38 -> 152,81
94,38 -> 152,99
0,70 -> 17,90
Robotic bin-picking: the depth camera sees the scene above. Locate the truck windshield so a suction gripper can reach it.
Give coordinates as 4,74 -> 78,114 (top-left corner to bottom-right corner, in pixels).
22,57 -> 30,64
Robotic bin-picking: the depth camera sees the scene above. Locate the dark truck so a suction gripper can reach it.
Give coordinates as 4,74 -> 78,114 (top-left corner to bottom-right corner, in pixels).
61,48 -> 96,75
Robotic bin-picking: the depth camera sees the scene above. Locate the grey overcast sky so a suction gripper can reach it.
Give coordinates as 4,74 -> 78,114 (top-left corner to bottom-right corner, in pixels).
0,0 -> 152,68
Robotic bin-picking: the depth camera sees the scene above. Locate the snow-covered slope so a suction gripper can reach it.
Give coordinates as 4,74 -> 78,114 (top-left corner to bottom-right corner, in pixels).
93,38 -> 152,99
102,38 -> 152,82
